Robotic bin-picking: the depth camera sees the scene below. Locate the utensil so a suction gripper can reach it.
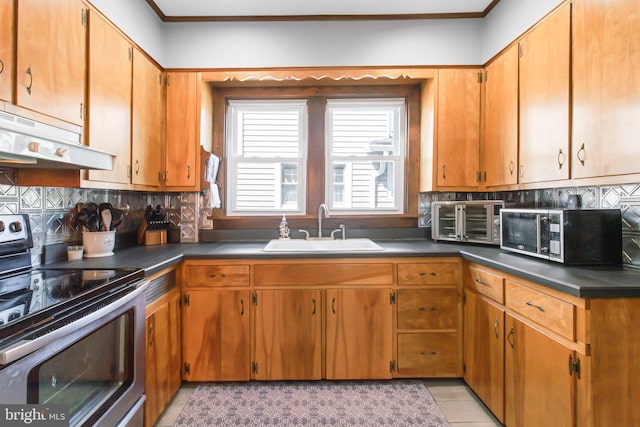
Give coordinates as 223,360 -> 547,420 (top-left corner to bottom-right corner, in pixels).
110,208 -> 124,231
101,209 -> 112,231
88,213 -> 100,232
75,208 -> 90,232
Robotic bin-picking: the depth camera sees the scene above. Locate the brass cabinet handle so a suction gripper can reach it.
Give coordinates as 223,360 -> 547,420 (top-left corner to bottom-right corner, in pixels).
25,67 -> 33,95
0,59 -> 4,74
210,273 -> 226,278
526,301 -> 545,312
507,327 -> 515,349
187,164 -> 191,179
442,164 -> 446,179
240,299 -> 244,316
557,148 -> 566,169
509,160 -> 514,175
331,297 -> 336,315
135,159 -> 140,175
494,318 -> 500,338
577,143 -> 586,166
312,298 -> 316,315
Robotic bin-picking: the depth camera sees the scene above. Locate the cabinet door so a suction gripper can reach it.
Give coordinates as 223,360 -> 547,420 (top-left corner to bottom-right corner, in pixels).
132,49 -> 163,187
436,68 -> 481,188
86,11 -> 132,184
572,0 -> 640,178
483,44 -> 518,187
165,72 -> 198,188
326,288 -> 393,379
254,289 -> 322,380
463,290 -> 505,423
505,314 -> 575,427
16,0 -> 86,125
182,290 -> 250,381
167,289 -> 182,398
518,4 -> 570,183
0,0 -> 13,102
145,303 -> 170,427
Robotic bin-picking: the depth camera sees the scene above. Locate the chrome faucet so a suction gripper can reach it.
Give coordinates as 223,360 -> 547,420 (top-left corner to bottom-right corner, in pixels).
317,203 -> 330,238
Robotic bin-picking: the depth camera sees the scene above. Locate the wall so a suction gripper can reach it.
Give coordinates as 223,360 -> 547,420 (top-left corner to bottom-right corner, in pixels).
419,184 -> 640,270
90,0 -> 561,68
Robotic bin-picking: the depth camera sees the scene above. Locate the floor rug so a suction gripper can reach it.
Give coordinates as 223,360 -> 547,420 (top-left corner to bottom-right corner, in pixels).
173,380 -> 451,426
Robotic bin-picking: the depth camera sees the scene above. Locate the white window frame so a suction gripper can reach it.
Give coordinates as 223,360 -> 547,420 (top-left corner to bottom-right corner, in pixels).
226,99 -> 308,216
325,98 -> 406,215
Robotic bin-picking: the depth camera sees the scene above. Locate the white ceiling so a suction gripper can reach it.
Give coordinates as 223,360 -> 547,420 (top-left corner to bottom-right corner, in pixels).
150,0 -> 497,20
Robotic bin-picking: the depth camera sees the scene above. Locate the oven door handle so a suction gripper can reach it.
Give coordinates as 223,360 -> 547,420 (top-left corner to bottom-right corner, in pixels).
0,279 -> 149,365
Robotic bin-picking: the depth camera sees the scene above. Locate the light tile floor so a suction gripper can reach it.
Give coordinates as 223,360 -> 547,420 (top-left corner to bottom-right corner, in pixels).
154,379 -> 502,426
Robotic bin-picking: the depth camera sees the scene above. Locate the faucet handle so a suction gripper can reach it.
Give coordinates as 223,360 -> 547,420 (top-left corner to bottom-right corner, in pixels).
330,224 -> 347,240
298,229 -> 310,240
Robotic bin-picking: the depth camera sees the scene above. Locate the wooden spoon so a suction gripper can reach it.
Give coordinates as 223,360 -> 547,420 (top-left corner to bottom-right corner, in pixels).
101,209 -> 112,232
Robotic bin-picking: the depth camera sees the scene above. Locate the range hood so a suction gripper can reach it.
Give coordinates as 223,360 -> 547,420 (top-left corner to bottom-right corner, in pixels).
0,111 -> 115,170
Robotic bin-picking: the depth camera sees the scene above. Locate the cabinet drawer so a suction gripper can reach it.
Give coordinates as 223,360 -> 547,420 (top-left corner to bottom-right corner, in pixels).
465,264 -> 504,304
397,262 -> 460,285
396,333 -> 458,376
397,289 -> 457,329
185,265 -> 250,287
505,280 -> 574,340
254,263 -> 393,286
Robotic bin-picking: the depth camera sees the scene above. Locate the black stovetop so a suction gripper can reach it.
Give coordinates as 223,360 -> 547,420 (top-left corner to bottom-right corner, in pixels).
0,267 -> 144,342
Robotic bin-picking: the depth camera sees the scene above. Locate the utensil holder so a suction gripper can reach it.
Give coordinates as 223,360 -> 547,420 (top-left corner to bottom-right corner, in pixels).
82,231 -> 115,257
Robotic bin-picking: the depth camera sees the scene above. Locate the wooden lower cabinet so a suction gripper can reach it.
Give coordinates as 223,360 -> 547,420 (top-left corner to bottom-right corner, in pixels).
326,288 -> 393,379
253,289 -> 322,380
181,258 -> 462,383
463,289 -> 504,423
181,289 -> 250,381
145,287 -> 181,427
505,314 -> 579,427
397,332 -> 458,377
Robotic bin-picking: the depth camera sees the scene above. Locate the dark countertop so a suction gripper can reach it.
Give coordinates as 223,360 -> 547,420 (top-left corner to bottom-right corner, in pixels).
47,240 -> 640,299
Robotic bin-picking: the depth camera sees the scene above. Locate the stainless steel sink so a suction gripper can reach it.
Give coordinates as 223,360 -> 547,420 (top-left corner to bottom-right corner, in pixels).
263,238 -> 384,252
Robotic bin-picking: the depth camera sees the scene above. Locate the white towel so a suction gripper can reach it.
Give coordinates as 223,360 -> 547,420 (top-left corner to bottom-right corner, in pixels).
205,154 -> 221,208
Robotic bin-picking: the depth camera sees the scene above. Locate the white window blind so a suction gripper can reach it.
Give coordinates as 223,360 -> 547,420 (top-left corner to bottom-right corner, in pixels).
325,98 -> 406,214
226,100 -> 307,215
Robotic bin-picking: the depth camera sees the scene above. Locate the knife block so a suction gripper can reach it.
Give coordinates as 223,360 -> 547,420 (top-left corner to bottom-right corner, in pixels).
137,219 -> 171,246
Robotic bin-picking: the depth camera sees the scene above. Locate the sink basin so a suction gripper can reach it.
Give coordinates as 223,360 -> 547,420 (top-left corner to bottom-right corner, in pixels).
263,238 -> 384,252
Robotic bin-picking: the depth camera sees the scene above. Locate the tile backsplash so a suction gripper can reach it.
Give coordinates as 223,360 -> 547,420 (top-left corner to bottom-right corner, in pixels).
0,170 -> 206,265
419,183 -> 640,270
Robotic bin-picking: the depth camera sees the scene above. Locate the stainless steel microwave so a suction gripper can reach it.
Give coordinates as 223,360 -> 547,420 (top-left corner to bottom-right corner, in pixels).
431,200 -> 504,245
500,208 -> 622,265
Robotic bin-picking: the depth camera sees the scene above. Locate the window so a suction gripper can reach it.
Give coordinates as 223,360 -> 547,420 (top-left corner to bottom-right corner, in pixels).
222,86 -> 415,219
325,99 -> 406,214
226,100 -> 307,215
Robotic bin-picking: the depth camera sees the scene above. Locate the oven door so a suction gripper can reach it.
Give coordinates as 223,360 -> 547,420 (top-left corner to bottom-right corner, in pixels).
0,280 -> 148,427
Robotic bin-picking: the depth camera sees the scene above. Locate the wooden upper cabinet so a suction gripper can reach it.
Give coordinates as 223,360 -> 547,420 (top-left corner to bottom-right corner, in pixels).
518,4 -> 571,184
572,0 -> 640,179
0,0 -> 14,102
436,68 -> 482,188
482,44 -> 518,187
132,49 -> 163,187
16,0 -> 86,125
165,72 -> 199,188
86,11 -> 132,184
